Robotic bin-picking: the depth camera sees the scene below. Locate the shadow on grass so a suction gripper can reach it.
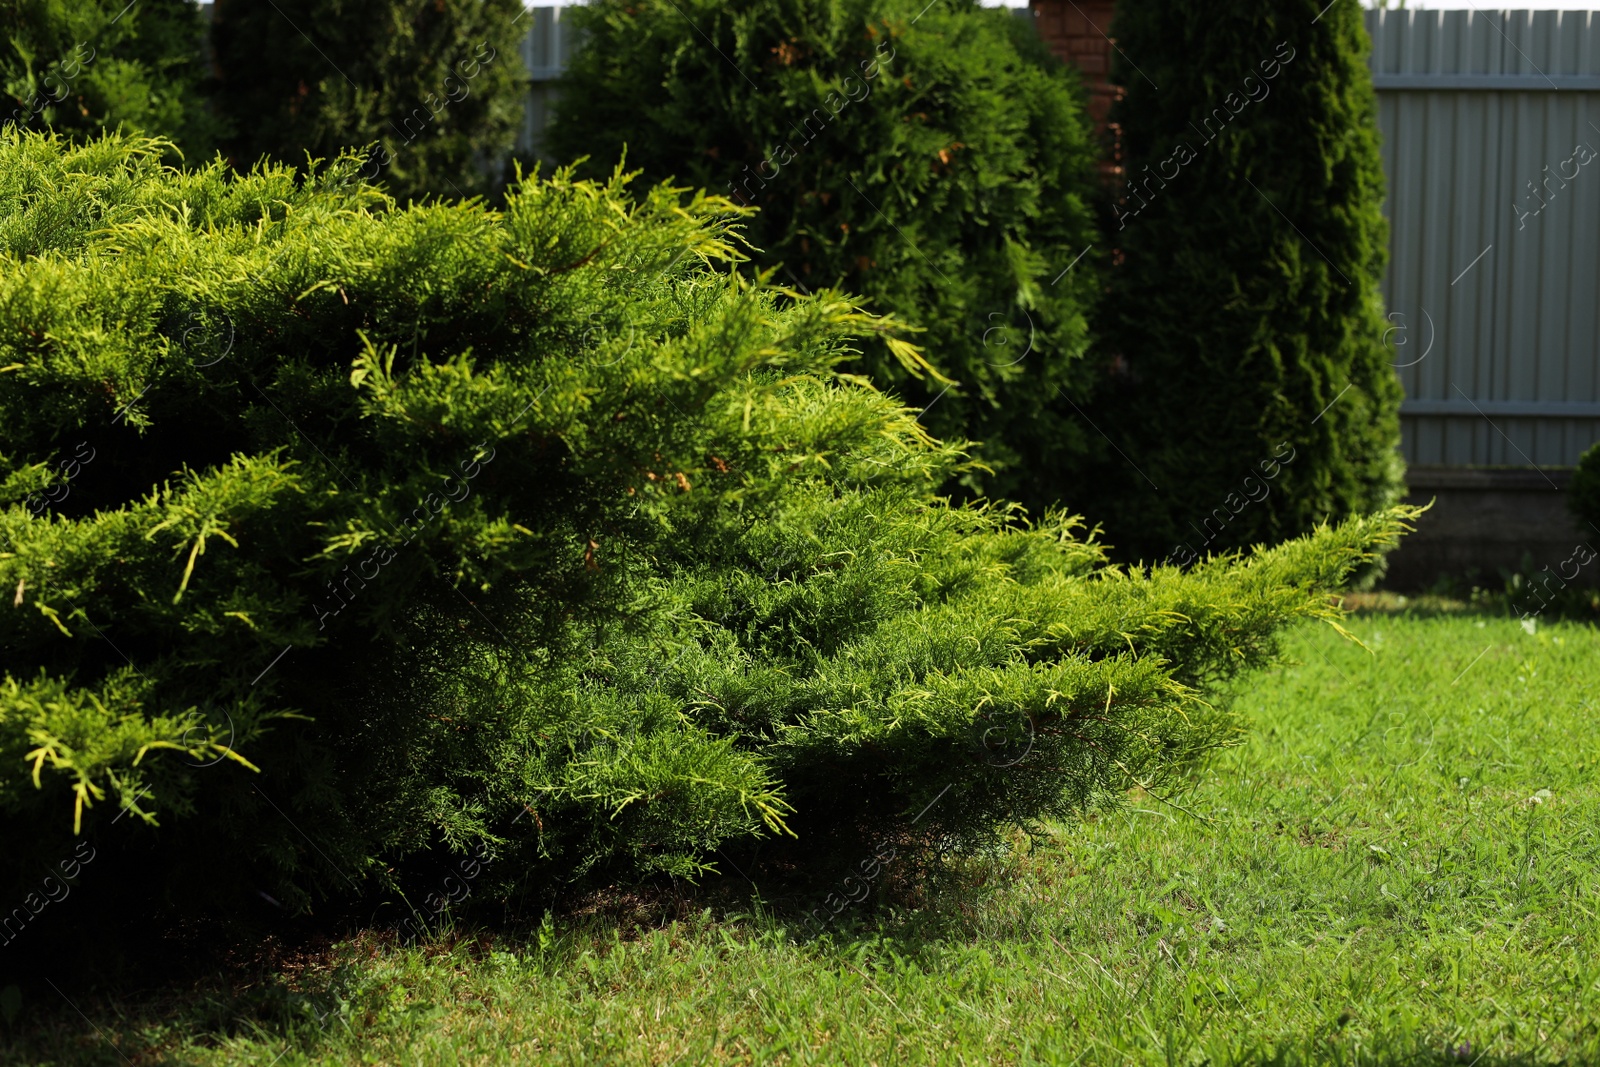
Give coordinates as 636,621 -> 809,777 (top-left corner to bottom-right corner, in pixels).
0,856 -> 1024,1063
3,973 -> 1580,1067
1,962 -> 358,1066
0,885 -> 1587,1067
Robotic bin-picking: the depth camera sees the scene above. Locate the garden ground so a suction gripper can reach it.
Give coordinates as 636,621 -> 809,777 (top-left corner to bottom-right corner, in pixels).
9,602 -> 1599,1065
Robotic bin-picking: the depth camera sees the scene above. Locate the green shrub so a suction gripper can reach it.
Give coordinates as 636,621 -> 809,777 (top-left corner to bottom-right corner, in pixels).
1572,443 -> 1600,538
1,0 -> 224,159
209,0 -> 526,201
1071,0 -> 1403,565
0,131 -> 1414,924
548,0 -> 1102,507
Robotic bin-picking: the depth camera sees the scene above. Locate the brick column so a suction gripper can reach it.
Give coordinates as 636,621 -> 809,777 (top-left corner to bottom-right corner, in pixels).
1028,0 -> 1121,179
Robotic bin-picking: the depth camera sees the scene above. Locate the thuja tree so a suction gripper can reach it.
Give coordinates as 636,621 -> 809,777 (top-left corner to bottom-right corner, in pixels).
1073,0 -> 1403,565
549,0 -> 1102,507
210,0 -> 525,201
0,131 -> 1413,927
1,0 -> 224,159
1571,444 -> 1600,567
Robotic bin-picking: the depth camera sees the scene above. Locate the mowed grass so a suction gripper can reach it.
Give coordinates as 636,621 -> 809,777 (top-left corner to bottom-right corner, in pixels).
12,610 -> 1600,1065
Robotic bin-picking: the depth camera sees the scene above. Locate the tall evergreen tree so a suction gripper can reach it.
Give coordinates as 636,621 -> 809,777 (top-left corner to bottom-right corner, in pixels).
210,0 -> 526,201
1074,0 -> 1403,564
549,0 -> 1103,506
2,0 -> 223,160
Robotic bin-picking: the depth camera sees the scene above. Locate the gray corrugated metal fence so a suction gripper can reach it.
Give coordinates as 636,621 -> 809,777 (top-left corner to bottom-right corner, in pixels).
1367,8 -> 1600,469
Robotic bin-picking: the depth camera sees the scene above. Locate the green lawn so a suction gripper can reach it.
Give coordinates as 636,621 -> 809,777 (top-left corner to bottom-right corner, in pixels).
11,609 -> 1600,1065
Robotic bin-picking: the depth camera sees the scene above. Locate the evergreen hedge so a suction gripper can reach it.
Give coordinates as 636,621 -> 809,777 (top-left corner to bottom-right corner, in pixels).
1076,0 -> 1404,564
1,0 -> 223,159
0,132 -> 1413,925
548,0 -> 1102,506
210,0 -> 526,202
1572,442 -> 1600,538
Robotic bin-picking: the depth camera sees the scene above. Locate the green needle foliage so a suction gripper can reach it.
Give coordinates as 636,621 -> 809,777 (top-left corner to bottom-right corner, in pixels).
209,0 -> 526,202
1076,0 -> 1404,565
1,0 -> 224,160
0,131 -> 1412,925
1572,442 -> 1600,538
548,0 -> 1102,507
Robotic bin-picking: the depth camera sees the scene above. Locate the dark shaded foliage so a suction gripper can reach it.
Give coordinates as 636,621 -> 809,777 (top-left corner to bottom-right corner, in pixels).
2,0 -> 224,159
211,0 -> 525,200
1075,0 -> 1403,566
549,0 -> 1103,506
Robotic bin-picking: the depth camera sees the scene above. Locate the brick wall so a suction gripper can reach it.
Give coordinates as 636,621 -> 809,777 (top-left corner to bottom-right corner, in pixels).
1028,0 -> 1121,177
